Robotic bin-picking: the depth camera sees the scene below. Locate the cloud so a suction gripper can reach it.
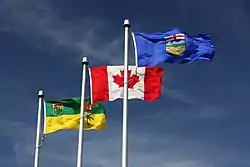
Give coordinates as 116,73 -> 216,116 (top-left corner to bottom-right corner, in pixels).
0,0 -> 123,65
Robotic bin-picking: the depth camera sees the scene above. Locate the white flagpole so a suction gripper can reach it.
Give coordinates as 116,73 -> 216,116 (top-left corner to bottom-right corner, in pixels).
34,90 -> 44,167
122,19 -> 131,167
77,57 -> 88,167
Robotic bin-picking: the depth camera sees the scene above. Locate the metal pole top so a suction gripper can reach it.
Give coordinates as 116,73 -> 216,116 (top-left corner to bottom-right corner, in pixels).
82,57 -> 89,65
38,90 -> 44,98
123,19 -> 131,28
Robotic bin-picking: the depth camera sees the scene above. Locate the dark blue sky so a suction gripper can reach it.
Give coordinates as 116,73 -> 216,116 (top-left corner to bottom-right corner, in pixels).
1,0 -> 250,167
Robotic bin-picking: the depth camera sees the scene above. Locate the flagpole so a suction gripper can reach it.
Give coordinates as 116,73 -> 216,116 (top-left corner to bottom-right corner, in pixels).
77,57 -> 88,167
34,90 -> 44,167
122,19 -> 131,167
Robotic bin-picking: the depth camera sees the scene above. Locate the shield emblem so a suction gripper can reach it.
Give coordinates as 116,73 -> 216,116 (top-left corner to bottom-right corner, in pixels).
165,33 -> 186,56
52,103 -> 63,116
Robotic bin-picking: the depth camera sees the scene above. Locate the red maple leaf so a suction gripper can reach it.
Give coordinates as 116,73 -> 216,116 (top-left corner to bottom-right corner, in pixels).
112,70 -> 140,89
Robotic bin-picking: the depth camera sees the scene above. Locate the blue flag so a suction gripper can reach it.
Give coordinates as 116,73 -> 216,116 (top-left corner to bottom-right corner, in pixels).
133,28 -> 215,67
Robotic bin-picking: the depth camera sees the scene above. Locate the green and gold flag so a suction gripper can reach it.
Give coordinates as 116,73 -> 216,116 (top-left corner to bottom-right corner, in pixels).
44,97 -> 106,134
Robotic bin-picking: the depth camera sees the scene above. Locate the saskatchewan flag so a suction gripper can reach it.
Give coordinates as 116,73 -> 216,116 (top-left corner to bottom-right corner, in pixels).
44,97 -> 106,134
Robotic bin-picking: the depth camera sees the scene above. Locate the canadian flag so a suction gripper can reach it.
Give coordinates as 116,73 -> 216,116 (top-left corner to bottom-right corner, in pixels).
89,66 -> 163,103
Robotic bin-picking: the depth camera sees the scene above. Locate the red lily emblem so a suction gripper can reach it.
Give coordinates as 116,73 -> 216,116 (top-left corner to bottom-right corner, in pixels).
84,103 -> 94,110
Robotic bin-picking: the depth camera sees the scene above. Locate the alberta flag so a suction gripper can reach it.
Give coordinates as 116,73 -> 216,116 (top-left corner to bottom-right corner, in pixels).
133,28 -> 215,67
89,66 -> 163,103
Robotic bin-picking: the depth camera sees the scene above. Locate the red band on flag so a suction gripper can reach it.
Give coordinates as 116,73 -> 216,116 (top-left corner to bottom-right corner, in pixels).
90,66 -> 109,103
144,67 -> 163,101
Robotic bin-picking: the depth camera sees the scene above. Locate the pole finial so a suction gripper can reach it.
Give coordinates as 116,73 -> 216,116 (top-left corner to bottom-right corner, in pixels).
38,90 -> 44,98
82,57 -> 88,65
123,19 -> 131,28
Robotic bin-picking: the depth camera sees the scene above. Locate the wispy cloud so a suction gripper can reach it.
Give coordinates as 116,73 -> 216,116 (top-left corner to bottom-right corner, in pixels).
0,0 -> 123,65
